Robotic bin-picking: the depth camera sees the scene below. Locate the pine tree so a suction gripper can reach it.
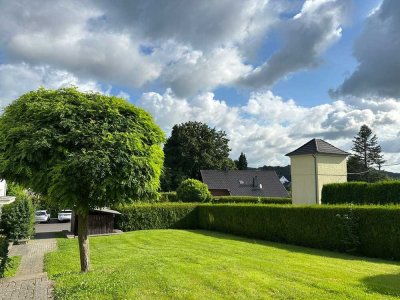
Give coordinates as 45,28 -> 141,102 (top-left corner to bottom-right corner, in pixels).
235,152 -> 248,170
348,124 -> 386,181
351,124 -> 385,169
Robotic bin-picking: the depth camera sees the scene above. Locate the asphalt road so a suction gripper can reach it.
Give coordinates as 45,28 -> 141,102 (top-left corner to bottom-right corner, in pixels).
35,220 -> 70,238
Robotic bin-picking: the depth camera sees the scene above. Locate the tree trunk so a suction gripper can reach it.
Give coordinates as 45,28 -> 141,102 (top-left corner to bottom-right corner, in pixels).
77,212 -> 90,272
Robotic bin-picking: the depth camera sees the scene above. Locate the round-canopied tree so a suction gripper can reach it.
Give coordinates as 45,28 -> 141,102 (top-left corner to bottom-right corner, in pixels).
0,88 -> 165,272
163,121 -> 232,190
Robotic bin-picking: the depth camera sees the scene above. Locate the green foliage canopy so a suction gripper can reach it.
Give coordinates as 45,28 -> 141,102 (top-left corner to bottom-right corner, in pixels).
0,88 -> 165,213
163,121 -> 232,190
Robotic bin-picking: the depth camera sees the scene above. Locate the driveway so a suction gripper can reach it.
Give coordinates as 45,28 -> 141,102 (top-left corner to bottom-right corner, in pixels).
35,220 -> 70,239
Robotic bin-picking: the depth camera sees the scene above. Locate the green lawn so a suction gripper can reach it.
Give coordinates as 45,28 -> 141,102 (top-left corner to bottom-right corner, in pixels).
3,256 -> 21,278
45,230 -> 400,299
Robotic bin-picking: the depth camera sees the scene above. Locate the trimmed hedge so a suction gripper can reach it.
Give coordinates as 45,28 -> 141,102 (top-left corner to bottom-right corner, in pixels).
114,203 -> 198,232
198,204 -> 400,260
212,196 -> 291,204
114,202 -> 400,260
0,235 -> 8,277
322,181 -> 400,205
0,196 -> 35,242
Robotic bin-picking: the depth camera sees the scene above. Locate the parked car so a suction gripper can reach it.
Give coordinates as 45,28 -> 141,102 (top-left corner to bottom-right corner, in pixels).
35,210 -> 50,223
58,209 -> 72,222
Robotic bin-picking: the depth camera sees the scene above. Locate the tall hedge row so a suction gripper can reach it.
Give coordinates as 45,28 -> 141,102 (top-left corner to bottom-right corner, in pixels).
322,181 -> 400,205
114,203 -> 198,232
114,203 -> 400,260
198,204 -> 400,260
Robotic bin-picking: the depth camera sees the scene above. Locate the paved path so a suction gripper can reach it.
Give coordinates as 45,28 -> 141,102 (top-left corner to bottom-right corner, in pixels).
0,224 -> 62,300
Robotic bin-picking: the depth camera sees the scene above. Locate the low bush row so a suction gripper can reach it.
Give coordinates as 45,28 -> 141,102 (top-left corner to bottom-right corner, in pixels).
322,181 -> 400,205
212,196 -> 291,204
0,235 -> 8,277
115,203 -> 400,260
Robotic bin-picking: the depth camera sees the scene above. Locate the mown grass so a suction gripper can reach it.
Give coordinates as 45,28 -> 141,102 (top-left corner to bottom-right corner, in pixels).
3,256 -> 21,278
45,230 -> 400,299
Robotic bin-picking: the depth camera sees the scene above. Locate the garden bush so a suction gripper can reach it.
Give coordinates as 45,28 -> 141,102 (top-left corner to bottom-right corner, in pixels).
322,181 -> 400,205
114,203 -> 199,231
0,195 -> 35,242
198,204 -> 400,260
0,235 -> 8,277
176,179 -> 212,202
212,196 -> 291,204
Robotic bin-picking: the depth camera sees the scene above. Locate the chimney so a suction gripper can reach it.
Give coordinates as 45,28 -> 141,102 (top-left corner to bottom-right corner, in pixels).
253,176 -> 258,187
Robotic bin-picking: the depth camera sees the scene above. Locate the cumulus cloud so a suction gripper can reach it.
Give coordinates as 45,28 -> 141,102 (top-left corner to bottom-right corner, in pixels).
240,0 -> 351,88
0,0 -> 351,96
160,46 -> 251,97
0,63 -> 100,107
2,0 -> 160,88
94,0 -> 276,51
333,0 -> 400,98
139,89 -> 400,169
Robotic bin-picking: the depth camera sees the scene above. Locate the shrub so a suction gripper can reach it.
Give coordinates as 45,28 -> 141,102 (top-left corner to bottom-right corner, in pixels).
176,179 -> 212,202
197,204 -> 400,260
322,181 -> 400,205
0,195 -> 35,242
0,235 -> 8,277
212,196 -> 291,204
114,203 -> 198,231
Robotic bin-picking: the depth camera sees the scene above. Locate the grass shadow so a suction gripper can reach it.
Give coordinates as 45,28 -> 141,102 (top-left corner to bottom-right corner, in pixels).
362,273 -> 400,297
187,229 -> 400,265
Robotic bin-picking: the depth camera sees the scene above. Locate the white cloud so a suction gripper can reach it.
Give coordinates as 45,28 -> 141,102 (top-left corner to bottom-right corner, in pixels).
160,47 -> 251,97
0,0 -> 350,97
7,26 -> 161,88
0,63 -> 101,107
139,89 -> 400,171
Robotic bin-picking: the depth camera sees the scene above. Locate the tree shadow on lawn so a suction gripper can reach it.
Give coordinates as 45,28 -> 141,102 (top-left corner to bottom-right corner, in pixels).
186,229 -> 400,265
362,273 -> 400,297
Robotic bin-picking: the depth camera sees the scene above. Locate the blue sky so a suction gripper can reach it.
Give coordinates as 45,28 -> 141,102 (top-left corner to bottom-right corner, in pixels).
1,0 -> 400,170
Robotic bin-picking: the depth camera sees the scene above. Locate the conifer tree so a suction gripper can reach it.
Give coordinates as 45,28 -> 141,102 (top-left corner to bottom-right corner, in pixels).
348,124 -> 386,181
235,152 -> 248,170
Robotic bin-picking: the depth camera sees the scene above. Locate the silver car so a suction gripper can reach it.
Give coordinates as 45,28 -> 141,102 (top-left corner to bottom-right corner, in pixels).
58,209 -> 72,222
35,210 -> 50,223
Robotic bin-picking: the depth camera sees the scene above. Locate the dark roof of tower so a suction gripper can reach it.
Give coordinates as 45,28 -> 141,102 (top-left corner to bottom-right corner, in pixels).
285,139 -> 349,156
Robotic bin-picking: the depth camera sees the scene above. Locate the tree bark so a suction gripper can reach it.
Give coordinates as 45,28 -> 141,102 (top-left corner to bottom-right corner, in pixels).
77,212 -> 90,272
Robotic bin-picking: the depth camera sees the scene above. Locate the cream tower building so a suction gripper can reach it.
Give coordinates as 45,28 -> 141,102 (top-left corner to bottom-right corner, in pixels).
286,139 -> 349,205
